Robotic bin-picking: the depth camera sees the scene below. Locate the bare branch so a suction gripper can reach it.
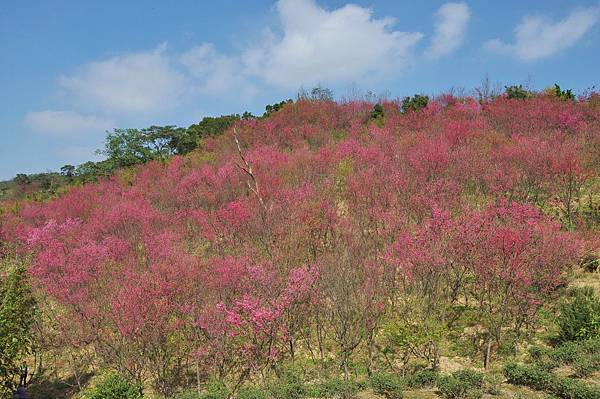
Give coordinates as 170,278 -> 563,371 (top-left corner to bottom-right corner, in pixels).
233,129 -> 267,211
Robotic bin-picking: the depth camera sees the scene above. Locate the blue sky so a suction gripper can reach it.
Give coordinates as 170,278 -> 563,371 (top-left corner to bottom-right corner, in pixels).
1,0 -> 600,180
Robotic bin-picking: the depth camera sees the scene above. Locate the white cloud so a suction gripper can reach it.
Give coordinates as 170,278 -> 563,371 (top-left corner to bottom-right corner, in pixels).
485,6 -> 599,61
36,0 -> 455,123
425,2 -> 470,59
58,44 -> 186,115
243,0 -> 423,88
24,110 -> 113,137
179,43 -> 258,99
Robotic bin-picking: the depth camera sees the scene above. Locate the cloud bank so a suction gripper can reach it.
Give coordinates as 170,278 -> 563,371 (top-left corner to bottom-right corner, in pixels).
485,6 -> 599,61
26,0 -> 471,136
426,2 -> 470,59
58,44 -> 186,115
244,0 -> 424,88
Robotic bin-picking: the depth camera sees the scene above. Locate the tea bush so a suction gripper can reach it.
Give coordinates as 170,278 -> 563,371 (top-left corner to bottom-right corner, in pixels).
504,363 -> 600,399
370,372 -> 404,399
85,373 -> 143,399
311,378 -> 360,399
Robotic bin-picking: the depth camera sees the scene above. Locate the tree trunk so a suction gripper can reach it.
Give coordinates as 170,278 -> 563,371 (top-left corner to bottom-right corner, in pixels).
196,359 -> 201,394
483,337 -> 492,369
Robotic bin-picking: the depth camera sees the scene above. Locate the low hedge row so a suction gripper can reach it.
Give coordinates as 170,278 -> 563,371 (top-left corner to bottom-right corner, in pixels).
504,363 -> 600,399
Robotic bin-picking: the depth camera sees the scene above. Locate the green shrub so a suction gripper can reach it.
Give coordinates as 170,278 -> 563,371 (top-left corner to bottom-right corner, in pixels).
311,378 -> 360,399
528,346 -> 547,362
436,376 -> 482,399
557,287 -> 600,342
405,369 -> 438,388
580,253 -> 600,273
370,104 -> 385,122
580,338 -> 600,354
483,374 -> 503,396
451,370 -> 483,389
503,363 -> 600,399
179,391 -> 203,399
504,363 -> 554,391
548,341 -> 580,364
553,84 -> 576,101
505,85 -> 531,100
573,356 -> 598,378
369,372 -> 404,399
85,373 -> 143,399
401,95 -> 429,113
268,373 -> 306,399
180,379 -> 229,399
237,386 -> 268,399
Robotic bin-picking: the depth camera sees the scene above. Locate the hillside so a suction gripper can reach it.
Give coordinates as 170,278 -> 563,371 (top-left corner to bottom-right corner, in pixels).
2,92 -> 600,398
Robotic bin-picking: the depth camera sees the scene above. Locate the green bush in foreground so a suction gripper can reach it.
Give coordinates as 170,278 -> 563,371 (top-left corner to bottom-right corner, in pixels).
267,373 -> 306,399
370,372 -> 404,399
557,287 -> 600,342
310,378 -> 360,399
504,363 -> 600,399
237,385 -> 268,399
405,369 -> 438,388
85,373 -> 143,399
436,370 -> 484,399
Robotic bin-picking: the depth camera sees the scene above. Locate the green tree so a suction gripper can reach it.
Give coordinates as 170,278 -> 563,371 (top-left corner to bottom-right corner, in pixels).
0,256 -> 37,395
505,85 -> 531,100
60,165 -> 76,181
13,174 -> 30,186
553,84 -> 576,101
184,115 -> 240,153
263,99 -> 293,117
299,85 -> 334,101
401,95 -> 429,113
139,125 -> 187,160
97,128 -> 156,168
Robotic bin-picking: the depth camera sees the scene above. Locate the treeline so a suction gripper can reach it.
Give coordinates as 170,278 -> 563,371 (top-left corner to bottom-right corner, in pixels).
0,98 -> 300,202
1,83 -> 579,202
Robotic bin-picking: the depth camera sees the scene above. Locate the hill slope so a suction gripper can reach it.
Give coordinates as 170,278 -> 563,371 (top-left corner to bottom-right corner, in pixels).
2,94 -> 600,398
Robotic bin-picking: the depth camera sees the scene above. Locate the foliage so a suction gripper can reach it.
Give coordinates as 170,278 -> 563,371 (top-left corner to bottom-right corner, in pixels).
404,370 -> 438,388
557,287 -> 600,342
553,84 -> 576,101
450,370 -> 483,389
263,99 -> 293,117
0,256 -> 36,395
401,95 -> 429,113
310,378 -> 360,399
436,370 -> 483,399
370,104 -> 385,124
186,115 -> 241,151
299,85 -> 334,102
236,385 -> 268,399
268,373 -> 306,399
84,373 -> 143,399
369,372 -> 404,399
436,377 -> 481,399
580,252 -> 599,273
504,363 -> 600,399
527,339 -> 600,378
505,85 -> 531,100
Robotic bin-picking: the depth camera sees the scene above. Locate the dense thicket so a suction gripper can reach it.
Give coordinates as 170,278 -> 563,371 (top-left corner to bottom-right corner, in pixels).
2,91 -> 600,396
